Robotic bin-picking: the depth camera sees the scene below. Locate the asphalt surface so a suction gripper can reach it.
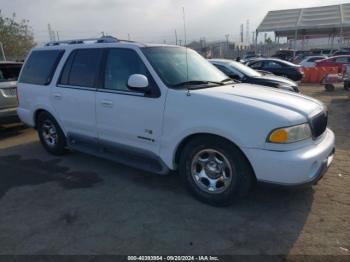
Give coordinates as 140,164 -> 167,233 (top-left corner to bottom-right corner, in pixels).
0,85 -> 349,256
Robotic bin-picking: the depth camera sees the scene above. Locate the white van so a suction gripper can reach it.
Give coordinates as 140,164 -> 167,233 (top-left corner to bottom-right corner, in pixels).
17,37 -> 335,205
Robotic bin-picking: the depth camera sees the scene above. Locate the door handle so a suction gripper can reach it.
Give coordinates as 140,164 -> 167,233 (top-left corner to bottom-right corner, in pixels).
53,93 -> 62,100
101,99 -> 113,107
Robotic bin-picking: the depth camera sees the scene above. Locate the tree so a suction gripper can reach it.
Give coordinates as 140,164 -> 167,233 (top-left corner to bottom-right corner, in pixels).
0,11 -> 35,61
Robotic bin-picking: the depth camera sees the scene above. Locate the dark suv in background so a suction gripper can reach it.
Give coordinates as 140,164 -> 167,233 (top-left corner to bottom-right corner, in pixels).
0,61 -> 22,124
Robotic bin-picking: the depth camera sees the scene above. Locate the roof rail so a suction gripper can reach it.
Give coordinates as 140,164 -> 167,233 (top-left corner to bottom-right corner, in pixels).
45,36 -> 119,46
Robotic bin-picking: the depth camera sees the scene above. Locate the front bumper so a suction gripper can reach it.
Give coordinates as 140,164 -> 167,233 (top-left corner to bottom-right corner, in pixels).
244,128 -> 335,186
0,107 -> 19,124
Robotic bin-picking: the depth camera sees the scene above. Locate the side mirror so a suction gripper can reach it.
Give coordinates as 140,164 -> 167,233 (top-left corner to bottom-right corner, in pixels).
127,74 -> 149,92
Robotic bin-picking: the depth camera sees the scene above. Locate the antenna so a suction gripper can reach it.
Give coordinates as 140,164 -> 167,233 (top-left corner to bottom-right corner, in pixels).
183,7 -> 187,46
182,7 -> 190,96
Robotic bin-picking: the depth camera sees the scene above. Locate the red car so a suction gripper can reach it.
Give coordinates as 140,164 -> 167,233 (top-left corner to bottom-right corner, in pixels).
315,55 -> 350,73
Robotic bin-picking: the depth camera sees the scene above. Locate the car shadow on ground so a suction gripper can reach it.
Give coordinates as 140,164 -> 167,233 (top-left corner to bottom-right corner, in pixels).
0,122 -> 28,140
0,143 -> 314,255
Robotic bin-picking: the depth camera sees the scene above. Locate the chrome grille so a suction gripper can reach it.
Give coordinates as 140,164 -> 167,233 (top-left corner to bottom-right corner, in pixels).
310,111 -> 328,138
0,87 -> 17,97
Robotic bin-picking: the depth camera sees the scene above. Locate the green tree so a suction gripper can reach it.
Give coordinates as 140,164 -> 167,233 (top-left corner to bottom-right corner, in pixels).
0,11 -> 35,61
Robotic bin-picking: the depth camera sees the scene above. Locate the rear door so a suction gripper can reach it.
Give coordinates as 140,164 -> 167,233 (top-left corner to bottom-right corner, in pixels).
0,63 -> 22,109
52,48 -> 103,142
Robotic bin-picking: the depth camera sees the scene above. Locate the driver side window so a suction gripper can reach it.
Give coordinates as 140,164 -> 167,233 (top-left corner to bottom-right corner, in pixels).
250,61 -> 263,69
104,49 -> 149,92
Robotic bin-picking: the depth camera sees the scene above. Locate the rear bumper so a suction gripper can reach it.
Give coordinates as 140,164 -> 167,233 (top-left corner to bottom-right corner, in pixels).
0,107 -> 19,124
244,129 -> 335,186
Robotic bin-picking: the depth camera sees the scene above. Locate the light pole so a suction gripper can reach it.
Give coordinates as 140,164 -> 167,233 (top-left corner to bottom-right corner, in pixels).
0,42 -> 6,61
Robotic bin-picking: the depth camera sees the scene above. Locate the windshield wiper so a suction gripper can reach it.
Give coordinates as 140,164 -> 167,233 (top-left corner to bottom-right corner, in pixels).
172,80 -> 224,88
221,78 -> 235,83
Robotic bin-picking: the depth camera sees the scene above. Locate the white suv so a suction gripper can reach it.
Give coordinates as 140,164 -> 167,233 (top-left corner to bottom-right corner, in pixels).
17,37 -> 335,205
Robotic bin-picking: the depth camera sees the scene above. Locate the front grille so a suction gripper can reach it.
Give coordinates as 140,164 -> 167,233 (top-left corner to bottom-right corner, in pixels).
0,87 -> 16,97
310,111 -> 328,138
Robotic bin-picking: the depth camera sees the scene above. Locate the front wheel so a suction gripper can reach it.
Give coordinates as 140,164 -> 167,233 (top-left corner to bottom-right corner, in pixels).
37,112 -> 66,155
179,136 -> 254,206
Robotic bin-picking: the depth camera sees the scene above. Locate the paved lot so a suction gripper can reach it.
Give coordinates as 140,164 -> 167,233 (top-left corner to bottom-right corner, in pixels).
0,84 -> 349,256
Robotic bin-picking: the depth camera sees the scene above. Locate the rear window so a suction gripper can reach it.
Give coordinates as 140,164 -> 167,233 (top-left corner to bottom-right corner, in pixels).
19,50 -> 64,85
0,64 -> 22,82
59,49 -> 103,88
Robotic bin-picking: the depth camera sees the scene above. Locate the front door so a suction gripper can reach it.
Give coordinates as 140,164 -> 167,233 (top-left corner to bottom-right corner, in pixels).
96,48 -> 166,158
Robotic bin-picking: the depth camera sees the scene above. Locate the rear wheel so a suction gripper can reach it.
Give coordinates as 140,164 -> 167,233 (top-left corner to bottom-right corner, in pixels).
37,112 -> 66,155
179,136 -> 254,206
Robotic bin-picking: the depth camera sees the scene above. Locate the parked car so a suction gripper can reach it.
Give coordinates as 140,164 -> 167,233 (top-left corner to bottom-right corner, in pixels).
0,61 -> 23,124
246,58 -> 304,81
17,37 -> 335,206
315,55 -> 350,73
299,56 -> 327,68
332,50 -> 350,56
209,59 -> 299,92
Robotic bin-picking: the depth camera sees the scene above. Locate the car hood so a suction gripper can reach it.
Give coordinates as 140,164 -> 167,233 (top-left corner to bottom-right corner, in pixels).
252,74 -> 297,86
198,83 -> 324,117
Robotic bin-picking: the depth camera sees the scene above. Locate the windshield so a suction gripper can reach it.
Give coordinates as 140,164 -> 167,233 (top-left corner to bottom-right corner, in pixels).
142,47 -> 228,88
0,64 -> 22,82
228,61 -> 261,77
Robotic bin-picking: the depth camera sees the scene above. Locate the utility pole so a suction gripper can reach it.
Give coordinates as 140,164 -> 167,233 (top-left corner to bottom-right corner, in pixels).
48,24 -> 56,41
48,23 -> 52,41
179,39 -> 182,46
56,31 -> 60,41
225,34 -> 230,47
175,29 -> 178,45
246,20 -> 250,45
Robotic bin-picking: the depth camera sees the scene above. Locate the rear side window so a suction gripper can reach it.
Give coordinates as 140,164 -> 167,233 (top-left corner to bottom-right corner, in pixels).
59,49 -> 102,88
0,64 -> 22,82
19,50 -> 64,85
263,61 -> 283,68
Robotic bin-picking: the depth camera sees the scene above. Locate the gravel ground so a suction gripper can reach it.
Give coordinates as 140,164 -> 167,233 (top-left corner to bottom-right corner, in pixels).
0,84 -> 348,257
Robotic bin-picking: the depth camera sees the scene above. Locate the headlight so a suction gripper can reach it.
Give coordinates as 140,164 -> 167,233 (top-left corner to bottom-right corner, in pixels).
267,123 -> 312,144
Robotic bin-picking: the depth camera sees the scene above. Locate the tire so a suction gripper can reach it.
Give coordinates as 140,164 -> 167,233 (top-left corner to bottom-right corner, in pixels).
325,84 -> 335,92
179,136 -> 254,206
37,112 -> 66,155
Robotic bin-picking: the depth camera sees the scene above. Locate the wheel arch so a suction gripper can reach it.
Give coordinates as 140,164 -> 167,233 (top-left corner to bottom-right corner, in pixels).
173,133 -> 256,181
33,108 -> 66,135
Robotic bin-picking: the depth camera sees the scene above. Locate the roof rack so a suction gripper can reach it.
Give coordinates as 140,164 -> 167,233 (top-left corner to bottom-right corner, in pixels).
45,36 -> 119,46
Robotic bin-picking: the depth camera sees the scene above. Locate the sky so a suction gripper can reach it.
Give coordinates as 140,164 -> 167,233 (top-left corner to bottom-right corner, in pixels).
0,0 -> 348,44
